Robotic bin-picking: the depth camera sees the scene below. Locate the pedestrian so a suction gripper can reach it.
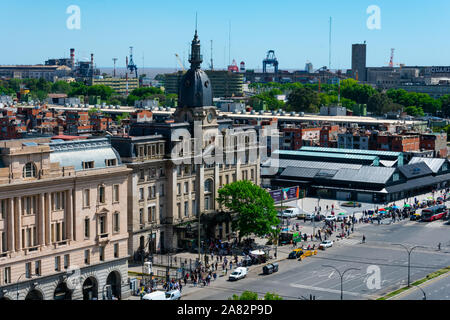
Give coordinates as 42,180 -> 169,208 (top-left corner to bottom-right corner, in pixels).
213,272 -> 217,281
362,235 -> 366,243
230,262 -> 233,270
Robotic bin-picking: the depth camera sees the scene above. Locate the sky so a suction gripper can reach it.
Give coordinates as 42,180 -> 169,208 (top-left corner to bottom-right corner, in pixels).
1,0 -> 450,71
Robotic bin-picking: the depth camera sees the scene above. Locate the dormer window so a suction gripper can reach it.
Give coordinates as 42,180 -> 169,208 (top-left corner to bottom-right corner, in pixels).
23,162 -> 37,178
82,161 -> 94,169
105,159 -> 117,167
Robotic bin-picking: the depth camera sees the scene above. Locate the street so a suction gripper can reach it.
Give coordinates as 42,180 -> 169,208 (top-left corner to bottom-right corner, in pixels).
182,217 -> 450,300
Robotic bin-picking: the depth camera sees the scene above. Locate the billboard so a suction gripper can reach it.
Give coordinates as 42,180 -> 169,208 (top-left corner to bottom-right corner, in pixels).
269,186 -> 300,203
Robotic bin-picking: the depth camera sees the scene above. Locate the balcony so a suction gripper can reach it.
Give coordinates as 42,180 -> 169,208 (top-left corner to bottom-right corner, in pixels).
96,233 -> 110,245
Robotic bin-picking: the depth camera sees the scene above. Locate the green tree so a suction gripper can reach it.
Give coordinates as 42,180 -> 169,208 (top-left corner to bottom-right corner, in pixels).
51,81 -> 72,94
264,292 -> 283,300
87,85 -> 115,101
229,291 -> 259,300
404,105 -> 424,117
217,181 -> 279,242
440,94 -> 450,117
340,79 -> 377,104
286,87 -> 320,113
367,92 -> 395,115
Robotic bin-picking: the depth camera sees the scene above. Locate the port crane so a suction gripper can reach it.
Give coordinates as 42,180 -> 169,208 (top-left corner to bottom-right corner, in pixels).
127,46 -> 138,78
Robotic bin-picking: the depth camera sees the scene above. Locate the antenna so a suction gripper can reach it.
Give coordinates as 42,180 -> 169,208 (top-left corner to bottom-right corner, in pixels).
210,40 -> 214,71
228,21 -> 231,66
329,17 -> 332,70
195,12 -> 198,32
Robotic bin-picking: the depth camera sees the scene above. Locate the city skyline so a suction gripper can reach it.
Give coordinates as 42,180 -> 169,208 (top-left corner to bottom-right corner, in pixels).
1,0 -> 450,70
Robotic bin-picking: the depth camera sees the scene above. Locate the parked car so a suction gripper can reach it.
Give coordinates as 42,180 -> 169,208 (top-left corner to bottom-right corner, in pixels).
142,290 -> 181,300
288,249 -> 304,259
325,215 -> 336,222
305,213 -> 314,220
263,263 -> 279,275
229,267 -> 248,281
319,240 -> 333,250
410,212 -> 421,221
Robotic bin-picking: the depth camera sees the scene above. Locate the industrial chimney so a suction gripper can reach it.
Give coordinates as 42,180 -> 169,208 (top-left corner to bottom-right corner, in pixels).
70,48 -> 75,68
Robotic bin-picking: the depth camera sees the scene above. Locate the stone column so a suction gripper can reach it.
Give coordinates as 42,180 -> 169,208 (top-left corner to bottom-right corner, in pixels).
39,193 -> 45,246
65,189 -> 72,240
45,193 -> 51,245
7,198 -> 14,252
14,197 -> 22,251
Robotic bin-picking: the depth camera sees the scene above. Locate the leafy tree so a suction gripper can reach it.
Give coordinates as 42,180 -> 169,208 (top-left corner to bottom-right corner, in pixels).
229,291 -> 259,300
367,92 -> 395,115
440,95 -> 450,117
51,81 -> 72,94
264,292 -> 283,300
87,85 -> 115,101
340,79 -> 377,104
217,181 -> 279,242
286,86 -> 320,113
229,291 -> 283,300
404,105 -> 424,117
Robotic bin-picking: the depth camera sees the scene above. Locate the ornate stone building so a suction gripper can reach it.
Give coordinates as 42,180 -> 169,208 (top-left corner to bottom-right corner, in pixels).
0,138 -> 131,300
110,30 -> 261,261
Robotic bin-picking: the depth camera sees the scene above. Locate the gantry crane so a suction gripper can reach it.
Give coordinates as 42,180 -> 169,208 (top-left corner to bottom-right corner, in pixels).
175,54 -> 185,71
127,46 -> 138,78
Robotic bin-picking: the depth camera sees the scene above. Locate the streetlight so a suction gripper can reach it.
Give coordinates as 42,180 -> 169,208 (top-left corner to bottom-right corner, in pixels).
392,244 -> 424,287
322,265 -> 360,300
16,273 -> 34,300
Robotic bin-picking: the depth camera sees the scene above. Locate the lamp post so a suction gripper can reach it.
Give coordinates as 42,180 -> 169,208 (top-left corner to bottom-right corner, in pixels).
392,244 -> 424,287
16,273 -> 34,300
322,265 -> 360,300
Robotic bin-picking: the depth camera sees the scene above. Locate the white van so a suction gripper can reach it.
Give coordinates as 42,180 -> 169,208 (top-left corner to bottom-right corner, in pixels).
281,208 -> 300,218
142,289 -> 181,300
142,291 -> 166,300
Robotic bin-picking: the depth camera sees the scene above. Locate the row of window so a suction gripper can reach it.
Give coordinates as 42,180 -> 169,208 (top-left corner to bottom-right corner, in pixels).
84,213 -> 120,238
139,166 -> 165,181
0,244 -> 120,285
138,184 -> 164,201
139,206 -> 158,225
135,143 -> 165,158
83,185 -> 120,207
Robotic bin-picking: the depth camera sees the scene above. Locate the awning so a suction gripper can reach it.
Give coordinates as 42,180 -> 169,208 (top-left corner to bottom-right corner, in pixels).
385,176 -> 438,193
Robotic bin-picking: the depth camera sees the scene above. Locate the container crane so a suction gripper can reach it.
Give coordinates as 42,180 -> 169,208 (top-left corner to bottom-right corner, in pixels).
175,54 -> 185,71
127,46 -> 138,78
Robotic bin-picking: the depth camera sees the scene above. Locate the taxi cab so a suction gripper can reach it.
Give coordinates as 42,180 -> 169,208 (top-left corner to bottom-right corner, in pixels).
288,249 -> 304,259
410,212 -> 421,221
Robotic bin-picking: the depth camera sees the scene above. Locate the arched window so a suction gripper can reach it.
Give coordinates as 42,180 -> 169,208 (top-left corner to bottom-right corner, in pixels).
204,179 -> 213,194
23,162 -> 37,178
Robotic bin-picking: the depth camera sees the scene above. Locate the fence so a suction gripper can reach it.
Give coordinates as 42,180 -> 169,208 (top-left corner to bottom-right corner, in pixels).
150,254 -> 200,272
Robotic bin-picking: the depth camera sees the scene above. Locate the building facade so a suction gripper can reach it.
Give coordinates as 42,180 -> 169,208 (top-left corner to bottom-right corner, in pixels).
0,138 -> 131,300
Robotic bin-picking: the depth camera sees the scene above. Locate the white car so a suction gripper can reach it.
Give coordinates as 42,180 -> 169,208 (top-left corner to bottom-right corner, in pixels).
229,267 -> 248,281
305,213 -> 314,220
319,240 -> 333,249
325,215 -> 336,222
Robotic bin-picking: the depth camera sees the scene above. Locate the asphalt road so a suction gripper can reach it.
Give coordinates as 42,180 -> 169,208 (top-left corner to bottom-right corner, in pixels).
182,218 -> 450,300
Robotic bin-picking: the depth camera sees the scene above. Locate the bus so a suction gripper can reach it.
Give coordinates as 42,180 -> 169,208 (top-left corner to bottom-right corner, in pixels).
421,205 -> 448,222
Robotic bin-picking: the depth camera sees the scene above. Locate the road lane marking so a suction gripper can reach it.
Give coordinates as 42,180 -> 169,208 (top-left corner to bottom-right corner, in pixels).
290,283 -> 373,299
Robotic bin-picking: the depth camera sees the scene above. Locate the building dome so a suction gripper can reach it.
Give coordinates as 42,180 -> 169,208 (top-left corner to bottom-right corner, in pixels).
178,30 -> 213,108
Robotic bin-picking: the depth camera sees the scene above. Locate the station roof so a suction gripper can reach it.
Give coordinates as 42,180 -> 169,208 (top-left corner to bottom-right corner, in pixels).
274,150 -> 379,161
408,157 -> 447,174
300,146 -> 402,158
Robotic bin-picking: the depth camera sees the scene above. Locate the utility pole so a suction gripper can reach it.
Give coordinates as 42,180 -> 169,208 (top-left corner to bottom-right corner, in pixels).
392,244 -> 424,287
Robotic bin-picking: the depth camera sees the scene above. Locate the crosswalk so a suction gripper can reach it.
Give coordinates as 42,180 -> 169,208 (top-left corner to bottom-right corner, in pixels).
399,221 -> 447,228
334,238 -> 361,246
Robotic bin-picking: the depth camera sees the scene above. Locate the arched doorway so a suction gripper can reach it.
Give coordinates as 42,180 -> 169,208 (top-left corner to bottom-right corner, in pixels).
53,282 -> 72,300
82,277 -> 98,300
105,271 -> 121,300
25,289 -> 43,300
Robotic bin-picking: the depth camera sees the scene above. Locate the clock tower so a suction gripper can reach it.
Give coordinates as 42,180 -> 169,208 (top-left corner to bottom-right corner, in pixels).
174,28 -> 218,129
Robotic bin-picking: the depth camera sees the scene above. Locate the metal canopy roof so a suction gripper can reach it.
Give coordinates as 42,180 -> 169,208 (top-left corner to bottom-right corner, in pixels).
386,176 -> 438,193
273,150 -> 379,161
300,146 -> 402,158
398,162 -> 433,179
408,157 -> 446,174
